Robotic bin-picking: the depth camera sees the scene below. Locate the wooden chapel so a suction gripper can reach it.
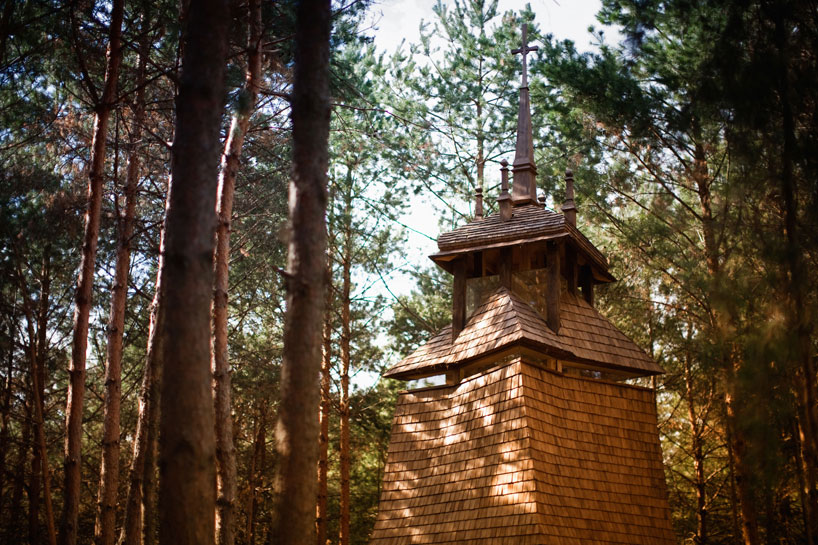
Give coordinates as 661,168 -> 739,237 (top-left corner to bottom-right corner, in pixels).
369,25 -> 675,545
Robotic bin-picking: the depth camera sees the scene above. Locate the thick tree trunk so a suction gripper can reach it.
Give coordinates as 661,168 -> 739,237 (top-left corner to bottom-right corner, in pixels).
156,1 -> 230,544
272,1 -> 331,543
212,3 -> 262,544
339,190 -> 353,545
316,250 -> 333,545
95,70 -> 143,545
60,1 -> 124,543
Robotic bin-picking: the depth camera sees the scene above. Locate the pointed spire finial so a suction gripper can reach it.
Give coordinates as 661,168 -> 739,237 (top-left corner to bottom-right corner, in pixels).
511,23 -> 538,89
510,23 -> 539,207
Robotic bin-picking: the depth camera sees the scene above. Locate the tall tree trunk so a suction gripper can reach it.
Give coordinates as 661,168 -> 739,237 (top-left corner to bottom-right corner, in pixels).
156,0 -> 230,544
339,189 -> 353,545
316,247 -> 333,545
60,1 -> 124,542
774,12 -> 818,539
95,29 -> 147,544
8,386 -> 31,542
212,3 -> 262,544
112,13 -> 151,545
693,140 -> 760,545
246,407 -> 266,545
683,334 -> 708,545
272,1 -> 331,543
18,250 -> 56,545
796,418 -> 815,545
119,210 -> 166,545
0,315 -> 12,525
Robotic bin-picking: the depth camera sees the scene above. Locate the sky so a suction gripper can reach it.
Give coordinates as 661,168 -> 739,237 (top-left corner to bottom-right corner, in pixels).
367,0 -> 607,55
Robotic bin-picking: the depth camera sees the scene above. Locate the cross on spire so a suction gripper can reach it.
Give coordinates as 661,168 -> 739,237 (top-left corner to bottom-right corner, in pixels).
512,23 -> 538,88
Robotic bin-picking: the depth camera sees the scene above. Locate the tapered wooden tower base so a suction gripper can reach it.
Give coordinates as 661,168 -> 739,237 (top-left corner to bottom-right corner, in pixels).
370,358 -> 674,545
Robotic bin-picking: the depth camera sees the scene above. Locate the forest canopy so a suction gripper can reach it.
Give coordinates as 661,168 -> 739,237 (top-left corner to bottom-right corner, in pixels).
0,0 -> 816,544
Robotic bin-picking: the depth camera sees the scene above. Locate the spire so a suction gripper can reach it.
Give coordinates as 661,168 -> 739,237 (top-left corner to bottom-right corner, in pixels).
511,23 -> 539,206
561,169 -> 577,226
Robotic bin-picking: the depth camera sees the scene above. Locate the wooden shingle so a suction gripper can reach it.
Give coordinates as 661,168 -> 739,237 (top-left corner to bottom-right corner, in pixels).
383,287 -> 663,380
370,359 -> 675,545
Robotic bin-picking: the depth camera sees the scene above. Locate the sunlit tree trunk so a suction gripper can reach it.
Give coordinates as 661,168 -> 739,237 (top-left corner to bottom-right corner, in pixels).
156,0 -> 230,542
212,2 -> 262,543
95,62 -> 144,545
273,1 -> 331,543
115,20 -> 158,543
60,1 -> 124,543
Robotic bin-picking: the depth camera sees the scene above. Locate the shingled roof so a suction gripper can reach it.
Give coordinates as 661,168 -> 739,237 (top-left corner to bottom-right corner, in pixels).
383,287 -> 664,380
370,359 -> 675,545
433,205 -> 612,281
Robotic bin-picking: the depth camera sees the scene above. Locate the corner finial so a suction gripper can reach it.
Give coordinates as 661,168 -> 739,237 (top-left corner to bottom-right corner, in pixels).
561,168 -> 577,226
498,160 -> 512,222
510,23 -> 539,206
475,187 -> 484,220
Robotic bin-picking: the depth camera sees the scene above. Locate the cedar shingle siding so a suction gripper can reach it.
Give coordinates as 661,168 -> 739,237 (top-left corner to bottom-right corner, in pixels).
370,360 -> 675,544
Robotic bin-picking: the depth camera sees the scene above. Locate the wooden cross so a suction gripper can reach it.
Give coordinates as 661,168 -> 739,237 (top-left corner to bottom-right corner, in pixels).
512,23 -> 539,88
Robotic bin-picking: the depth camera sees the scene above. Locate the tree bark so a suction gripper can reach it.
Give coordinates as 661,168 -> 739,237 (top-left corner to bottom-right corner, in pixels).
95,53 -> 144,544
212,3 -> 262,544
683,333 -> 708,545
246,407 -> 266,545
8,385 -> 31,542
339,189 -> 353,545
693,139 -> 760,545
773,13 -> 818,539
0,316 -> 12,527
272,1 -> 331,543
156,0 -> 230,544
17,249 -> 57,545
112,14 -> 151,545
316,248 -> 333,545
60,1 -> 124,543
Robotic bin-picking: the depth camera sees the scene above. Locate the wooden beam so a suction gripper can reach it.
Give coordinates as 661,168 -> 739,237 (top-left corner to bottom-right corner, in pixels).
499,247 -> 512,288
452,257 -> 466,341
565,244 -> 577,295
579,265 -> 594,306
546,242 -> 561,333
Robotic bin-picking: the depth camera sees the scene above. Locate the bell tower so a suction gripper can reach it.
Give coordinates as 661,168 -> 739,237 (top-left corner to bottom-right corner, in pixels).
370,24 -> 675,545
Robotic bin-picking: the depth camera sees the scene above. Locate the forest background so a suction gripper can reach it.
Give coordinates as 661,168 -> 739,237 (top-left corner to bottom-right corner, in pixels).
1,1 -> 816,545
